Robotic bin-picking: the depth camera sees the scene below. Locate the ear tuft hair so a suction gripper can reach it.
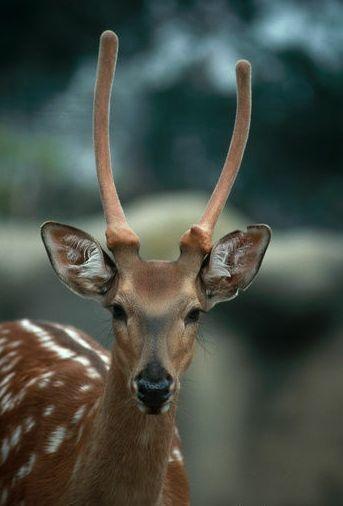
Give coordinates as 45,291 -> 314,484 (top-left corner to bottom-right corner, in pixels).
41,222 -> 116,300
201,224 -> 271,308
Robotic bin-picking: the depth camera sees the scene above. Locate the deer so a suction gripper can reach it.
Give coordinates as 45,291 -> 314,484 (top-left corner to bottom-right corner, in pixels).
0,30 -> 271,505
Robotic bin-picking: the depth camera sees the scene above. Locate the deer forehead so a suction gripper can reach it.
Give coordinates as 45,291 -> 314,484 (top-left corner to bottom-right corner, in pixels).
116,261 -> 198,311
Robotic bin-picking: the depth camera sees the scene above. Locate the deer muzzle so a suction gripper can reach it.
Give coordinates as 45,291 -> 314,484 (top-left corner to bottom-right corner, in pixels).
133,361 -> 174,415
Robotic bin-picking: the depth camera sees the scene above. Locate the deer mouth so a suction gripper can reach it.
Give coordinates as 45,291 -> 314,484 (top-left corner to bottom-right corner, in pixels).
137,400 -> 171,415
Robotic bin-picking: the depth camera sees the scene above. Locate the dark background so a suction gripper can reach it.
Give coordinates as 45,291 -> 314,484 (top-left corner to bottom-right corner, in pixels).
1,1 -> 342,504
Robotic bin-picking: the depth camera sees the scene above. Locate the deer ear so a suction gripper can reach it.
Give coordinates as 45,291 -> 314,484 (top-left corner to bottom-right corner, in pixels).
200,225 -> 271,308
41,222 -> 116,300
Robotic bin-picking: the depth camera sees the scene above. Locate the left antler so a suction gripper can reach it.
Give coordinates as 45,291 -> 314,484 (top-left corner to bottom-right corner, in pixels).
180,60 -> 251,254
94,30 -> 140,252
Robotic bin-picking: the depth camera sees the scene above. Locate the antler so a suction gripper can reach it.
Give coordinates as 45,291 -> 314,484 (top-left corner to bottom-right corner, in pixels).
180,60 -> 251,255
94,31 -> 140,252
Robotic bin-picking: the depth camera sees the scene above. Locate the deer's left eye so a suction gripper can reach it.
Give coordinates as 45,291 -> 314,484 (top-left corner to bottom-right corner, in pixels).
112,304 -> 127,322
185,309 -> 201,325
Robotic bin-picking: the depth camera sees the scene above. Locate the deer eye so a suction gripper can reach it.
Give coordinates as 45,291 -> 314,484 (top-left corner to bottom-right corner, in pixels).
112,304 -> 127,322
185,308 -> 201,325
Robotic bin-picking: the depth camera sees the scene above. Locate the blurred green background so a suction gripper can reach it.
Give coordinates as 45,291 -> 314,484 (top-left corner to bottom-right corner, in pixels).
0,1 -> 342,505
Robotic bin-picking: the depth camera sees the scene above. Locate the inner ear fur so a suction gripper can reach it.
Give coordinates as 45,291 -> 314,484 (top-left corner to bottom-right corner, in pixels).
200,224 -> 271,307
41,221 -> 116,300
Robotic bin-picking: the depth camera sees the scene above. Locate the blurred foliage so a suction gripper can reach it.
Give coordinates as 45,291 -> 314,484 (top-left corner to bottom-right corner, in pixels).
0,126 -> 62,217
0,0 -> 342,228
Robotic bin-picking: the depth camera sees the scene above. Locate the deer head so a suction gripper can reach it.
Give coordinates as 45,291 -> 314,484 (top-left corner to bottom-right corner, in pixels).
41,31 -> 271,415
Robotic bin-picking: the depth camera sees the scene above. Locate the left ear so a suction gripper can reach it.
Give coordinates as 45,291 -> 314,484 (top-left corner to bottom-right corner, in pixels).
200,225 -> 271,308
41,221 -> 116,301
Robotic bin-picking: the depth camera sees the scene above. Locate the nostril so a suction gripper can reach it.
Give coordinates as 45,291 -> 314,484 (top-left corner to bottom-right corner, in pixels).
135,373 -> 173,407
136,377 -> 152,395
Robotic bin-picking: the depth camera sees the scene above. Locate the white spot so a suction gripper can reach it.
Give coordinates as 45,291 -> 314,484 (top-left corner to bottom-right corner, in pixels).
6,340 -> 21,349
4,351 -> 17,359
56,324 -> 93,351
169,447 -> 183,463
1,438 -> 10,464
53,380 -> 64,388
20,320 -> 105,379
16,453 -> 36,479
37,371 -> 54,388
20,320 -> 75,361
101,354 -> 111,366
25,377 -> 39,388
1,388 -> 26,415
0,372 -> 15,388
0,382 -> 10,399
1,392 -> 14,414
74,356 -> 91,367
76,425 -> 84,443
10,426 -> 22,447
87,367 -> 101,380
173,447 -> 183,461
79,384 -> 92,393
72,405 -> 87,424
23,416 -> 35,433
43,405 -> 55,417
1,357 -> 20,374
0,356 -> 9,367
43,371 -> 54,378
52,323 -> 111,367
37,378 -> 50,388
45,426 -> 67,453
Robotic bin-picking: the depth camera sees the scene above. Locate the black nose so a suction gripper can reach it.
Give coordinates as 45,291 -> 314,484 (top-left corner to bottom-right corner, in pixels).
135,362 -> 173,410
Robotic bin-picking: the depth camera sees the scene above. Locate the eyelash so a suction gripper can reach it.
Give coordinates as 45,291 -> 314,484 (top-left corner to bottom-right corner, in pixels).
185,308 -> 201,325
112,304 -> 127,322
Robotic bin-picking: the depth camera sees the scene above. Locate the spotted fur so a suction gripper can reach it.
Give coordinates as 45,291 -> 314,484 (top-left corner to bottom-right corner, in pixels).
0,321 -> 187,505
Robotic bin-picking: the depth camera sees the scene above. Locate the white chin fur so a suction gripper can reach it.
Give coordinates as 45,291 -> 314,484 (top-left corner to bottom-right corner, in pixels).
137,403 -> 148,413
137,402 -> 170,414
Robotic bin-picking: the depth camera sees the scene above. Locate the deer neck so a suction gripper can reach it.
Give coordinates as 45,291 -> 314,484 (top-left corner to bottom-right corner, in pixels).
67,350 -> 176,506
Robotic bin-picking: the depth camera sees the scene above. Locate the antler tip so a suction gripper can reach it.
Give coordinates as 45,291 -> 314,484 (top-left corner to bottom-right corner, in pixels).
100,30 -> 118,46
235,59 -> 251,77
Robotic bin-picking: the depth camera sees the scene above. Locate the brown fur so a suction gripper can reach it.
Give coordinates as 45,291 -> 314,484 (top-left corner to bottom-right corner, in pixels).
0,321 -> 189,505
0,219 -> 269,505
1,30 -> 271,505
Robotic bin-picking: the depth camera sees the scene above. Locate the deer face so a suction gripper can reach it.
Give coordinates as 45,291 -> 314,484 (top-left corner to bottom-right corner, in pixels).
41,30 -> 271,415
41,221 -> 270,414
107,260 -> 201,414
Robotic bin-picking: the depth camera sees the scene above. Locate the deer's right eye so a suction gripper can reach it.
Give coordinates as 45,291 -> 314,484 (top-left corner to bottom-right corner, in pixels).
185,308 -> 201,325
112,304 -> 127,322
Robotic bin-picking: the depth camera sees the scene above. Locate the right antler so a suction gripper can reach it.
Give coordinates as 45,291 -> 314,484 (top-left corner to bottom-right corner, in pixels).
179,60 -> 252,255
94,31 -> 140,252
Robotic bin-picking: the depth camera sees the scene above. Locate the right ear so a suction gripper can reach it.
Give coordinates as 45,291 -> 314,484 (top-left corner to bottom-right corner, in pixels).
41,222 -> 116,301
